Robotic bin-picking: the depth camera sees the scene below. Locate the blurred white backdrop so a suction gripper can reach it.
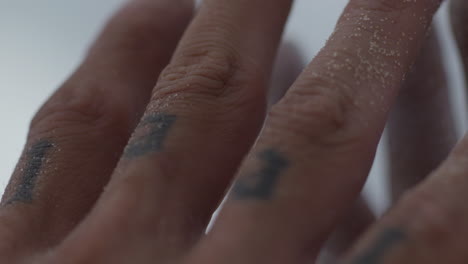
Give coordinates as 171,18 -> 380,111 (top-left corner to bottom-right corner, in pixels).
0,1 -> 463,215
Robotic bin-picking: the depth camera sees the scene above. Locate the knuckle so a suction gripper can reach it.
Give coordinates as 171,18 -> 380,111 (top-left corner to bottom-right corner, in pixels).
268,78 -> 360,147
397,188 -> 456,244
151,46 -> 266,114
30,83 -> 131,140
157,51 -> 239,98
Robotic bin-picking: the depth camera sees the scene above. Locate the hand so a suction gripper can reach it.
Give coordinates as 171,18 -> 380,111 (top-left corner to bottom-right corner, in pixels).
0,0 -> 459,263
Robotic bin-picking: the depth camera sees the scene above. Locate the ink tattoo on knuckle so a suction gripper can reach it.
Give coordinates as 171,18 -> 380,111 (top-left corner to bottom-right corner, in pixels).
232,149 -> 289,200
123,113 -> 177,158
6,139 -> 54,204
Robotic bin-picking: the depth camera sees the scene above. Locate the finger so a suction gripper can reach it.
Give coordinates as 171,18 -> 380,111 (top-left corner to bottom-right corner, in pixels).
268,40 -> 307,107
191,1 -> 443,263
51,0 -> 293,262
387,25 -> 457,201
0,0 -> 193,254
319,197 -> 375,264
341,133 -> 468,264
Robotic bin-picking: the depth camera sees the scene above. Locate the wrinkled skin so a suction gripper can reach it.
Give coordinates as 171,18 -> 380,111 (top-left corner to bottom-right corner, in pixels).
2,0 -> 468,263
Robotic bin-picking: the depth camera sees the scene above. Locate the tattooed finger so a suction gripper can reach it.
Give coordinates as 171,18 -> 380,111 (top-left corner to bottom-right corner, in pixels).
0,0 -> 193,256
192,1 -> 443,263
4,140 -> 54,205
49,0 -> 293,262
342,131 -> 468,263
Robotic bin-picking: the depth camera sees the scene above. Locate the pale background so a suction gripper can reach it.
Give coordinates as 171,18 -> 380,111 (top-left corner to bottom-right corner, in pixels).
0,1 -> 465,215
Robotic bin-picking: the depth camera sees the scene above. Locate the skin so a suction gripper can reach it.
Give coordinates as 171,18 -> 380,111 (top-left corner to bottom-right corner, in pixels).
350,228 -> 406,264
232,149 -> 290,200
338,1 -> 468,263
320,197 -> 375,264
5,140 -> 54,205
3,0 -> 468,263
388,25 -> 457,201
123,114 -> 178,158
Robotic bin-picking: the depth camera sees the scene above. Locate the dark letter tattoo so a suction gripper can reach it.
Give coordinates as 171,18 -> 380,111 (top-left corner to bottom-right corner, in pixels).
351,228 -> 406,264
232,149 -> 289,200
7,140 -> 54,204
123,113 -> 176,158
